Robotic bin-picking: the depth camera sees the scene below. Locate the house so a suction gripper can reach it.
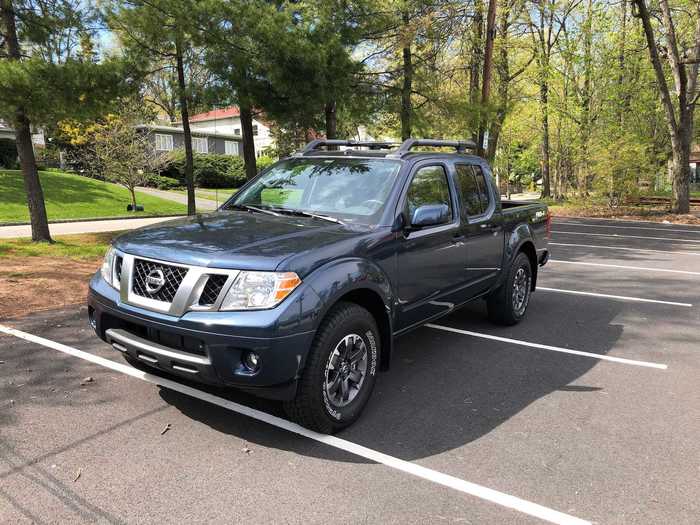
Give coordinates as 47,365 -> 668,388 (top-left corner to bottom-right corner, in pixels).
136,124 -> 242,157
691,146 -> 700,191
182,107 -> 275,155
0,120 -> 46,147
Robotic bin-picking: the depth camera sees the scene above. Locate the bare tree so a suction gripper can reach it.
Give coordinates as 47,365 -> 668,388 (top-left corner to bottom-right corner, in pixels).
632,0 -> 700,214
92,115 -> 170,211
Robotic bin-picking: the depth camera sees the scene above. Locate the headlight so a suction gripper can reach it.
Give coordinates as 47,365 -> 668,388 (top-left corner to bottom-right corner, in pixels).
219,271 -> 301,310
101,246 -> 117,288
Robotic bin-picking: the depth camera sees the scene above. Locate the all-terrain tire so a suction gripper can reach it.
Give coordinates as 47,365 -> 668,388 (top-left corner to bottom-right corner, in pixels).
284,302 -> 380,434
486,251 -> 533,326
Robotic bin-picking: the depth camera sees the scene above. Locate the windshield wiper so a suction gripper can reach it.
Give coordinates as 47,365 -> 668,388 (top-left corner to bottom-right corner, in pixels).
269,208 -> 345,225
230,204 -> 282,217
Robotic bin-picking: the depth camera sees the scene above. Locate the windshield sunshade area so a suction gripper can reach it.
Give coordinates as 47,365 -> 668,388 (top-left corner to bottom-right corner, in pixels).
224,158 -> 402,225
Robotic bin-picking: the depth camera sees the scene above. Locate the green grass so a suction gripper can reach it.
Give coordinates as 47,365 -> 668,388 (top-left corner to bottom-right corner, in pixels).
0,232 -> 117,259
0,170 -> 187,223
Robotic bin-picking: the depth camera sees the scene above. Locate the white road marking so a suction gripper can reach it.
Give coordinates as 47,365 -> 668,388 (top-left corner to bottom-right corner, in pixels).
537,287 -> 692,307
425,324 -> 667,370
549,242 -> 700,256
549,259 -> 700,276
555,221 -> 700,234
0,324 -> 590,525
552,230 -> 700,243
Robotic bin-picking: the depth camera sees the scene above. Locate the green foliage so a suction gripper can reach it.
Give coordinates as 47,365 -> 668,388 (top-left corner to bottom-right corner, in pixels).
0,139 -> 18,169
256,155 -> 275,172
161,150 -> 247,188
0,169 -> 185,223
145,174 -> 182,190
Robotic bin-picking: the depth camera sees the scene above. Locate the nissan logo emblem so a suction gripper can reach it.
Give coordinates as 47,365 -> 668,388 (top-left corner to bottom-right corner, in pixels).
145,269 -> 166,293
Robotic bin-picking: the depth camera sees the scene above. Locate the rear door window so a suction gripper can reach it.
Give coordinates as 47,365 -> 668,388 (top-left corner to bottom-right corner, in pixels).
472,165 -> 491,213
455,164 -> 483,216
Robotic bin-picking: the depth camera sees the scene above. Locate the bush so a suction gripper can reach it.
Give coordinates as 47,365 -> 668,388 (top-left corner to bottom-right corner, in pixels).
145,174 -> 182,190
256,155 -> 276,172
0,138 -> 18,169
161,150 -> 247,188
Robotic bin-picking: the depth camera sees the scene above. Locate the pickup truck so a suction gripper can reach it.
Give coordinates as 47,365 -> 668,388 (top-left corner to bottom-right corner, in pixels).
88,139 -> 550,433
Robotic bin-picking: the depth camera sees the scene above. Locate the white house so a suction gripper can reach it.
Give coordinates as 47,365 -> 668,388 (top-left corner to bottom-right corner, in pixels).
183,107 -> 275,155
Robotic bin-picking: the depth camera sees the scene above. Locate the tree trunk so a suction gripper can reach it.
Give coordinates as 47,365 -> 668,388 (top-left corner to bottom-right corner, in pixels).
469,0 -> 484,144
539,79 -> 551,198
1,0 -> 52,242
129,186 -> 138,211
325,100 -> 337,140
580,0 -> 593,196
174,34 -> 196,216
400,10 -> 413,141
239,103 -> 257,180
477,0 -> 497,156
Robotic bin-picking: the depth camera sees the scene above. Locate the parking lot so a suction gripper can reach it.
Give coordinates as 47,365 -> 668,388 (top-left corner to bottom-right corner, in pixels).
1,216 -> 699,524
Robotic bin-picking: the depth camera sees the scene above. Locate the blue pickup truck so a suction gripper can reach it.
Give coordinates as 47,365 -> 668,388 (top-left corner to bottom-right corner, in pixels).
88,139 -> 550,433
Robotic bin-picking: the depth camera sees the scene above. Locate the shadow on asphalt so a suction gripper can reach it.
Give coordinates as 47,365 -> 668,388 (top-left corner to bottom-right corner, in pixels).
157,294 -> 626,463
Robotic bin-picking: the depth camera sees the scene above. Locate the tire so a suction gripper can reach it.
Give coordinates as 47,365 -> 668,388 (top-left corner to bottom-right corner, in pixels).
284,302 -> 380,434
487,251 -> 533,326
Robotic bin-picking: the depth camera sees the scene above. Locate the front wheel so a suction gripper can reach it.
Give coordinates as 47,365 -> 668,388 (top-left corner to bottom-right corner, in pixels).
283,302 -> 380,434
486,252 -> 533,326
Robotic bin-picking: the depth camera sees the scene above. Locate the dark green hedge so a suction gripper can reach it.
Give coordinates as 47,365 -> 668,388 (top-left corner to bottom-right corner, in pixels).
161,151 -> 248,188
0,138 -> 18,169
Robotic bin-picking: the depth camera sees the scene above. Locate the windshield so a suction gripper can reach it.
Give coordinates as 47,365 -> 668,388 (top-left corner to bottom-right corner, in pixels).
223,157 -> 402,225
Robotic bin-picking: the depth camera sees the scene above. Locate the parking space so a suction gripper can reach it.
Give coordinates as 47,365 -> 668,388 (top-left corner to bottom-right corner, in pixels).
2,216 -> 700,524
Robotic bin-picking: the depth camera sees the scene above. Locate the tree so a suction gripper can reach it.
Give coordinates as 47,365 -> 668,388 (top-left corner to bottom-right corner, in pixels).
91,108 -> 170,210
631,0 -> 700,214
107,0 -> 200,215
0,0 -> 130,242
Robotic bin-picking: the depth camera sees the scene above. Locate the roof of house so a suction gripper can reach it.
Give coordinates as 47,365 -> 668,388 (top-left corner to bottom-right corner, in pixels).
188,107 -> 241,123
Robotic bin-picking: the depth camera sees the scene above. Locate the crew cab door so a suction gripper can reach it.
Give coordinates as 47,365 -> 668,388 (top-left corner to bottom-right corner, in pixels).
395,163 -> 469,331
454,163 -> 503,293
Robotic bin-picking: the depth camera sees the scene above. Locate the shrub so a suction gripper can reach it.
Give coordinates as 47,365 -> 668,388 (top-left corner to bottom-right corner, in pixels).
161,150 -> 247,188
0,138 -> 18,168
145,174 -> 182,190
256,155 -> 276,172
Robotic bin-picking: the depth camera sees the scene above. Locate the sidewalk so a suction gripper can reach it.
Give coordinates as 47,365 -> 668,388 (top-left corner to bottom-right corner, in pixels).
135,187 -> 219,210
0,216 -> 181,239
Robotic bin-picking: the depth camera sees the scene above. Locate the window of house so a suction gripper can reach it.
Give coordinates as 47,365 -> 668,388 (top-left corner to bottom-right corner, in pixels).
155,134 -> 174,151
405,165 -> 453,225
224,140 -> 239,156
192,137 -> 208,154
234,128 -> 241,136
252,125 -> 259,136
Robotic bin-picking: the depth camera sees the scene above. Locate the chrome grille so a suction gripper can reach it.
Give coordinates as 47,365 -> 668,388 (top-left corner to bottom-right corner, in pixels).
198,275 -> 228,306
132,259 -> 188,303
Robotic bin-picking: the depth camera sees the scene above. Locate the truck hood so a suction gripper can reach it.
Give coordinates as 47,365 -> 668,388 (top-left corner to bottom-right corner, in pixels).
113,210 -> 363,271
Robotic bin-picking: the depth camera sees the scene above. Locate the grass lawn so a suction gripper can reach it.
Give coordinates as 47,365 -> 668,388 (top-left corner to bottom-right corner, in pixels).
0,231 -> 117,260
0,170 -> 186,223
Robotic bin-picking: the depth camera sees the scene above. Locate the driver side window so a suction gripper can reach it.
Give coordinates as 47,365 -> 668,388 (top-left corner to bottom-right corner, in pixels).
405,165 -> 453,224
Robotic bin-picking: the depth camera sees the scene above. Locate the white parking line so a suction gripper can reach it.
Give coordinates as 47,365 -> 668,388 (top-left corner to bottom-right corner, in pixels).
549,259 -> 700,276
555,221 -> 700,234
0,324 -> 590,525
537,287 -> 693,307
552,230 -> 700,244
549,242 -> 700,256
426,324 -> 668,370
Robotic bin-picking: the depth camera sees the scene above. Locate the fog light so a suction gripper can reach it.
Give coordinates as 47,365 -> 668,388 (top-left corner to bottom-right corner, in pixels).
242,351 -> 260,372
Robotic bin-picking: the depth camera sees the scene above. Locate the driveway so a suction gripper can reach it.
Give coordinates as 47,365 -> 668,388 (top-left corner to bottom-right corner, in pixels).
0,217 -> 182,239
1,216 -> 699,524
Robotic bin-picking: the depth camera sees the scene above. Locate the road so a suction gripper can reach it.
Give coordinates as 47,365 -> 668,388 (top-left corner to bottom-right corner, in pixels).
1,216 -> 699,524
0,217 -> 183,239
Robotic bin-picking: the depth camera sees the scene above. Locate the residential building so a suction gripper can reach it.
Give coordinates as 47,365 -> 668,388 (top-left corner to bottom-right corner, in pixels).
137,124 -> 242,157
183,107 -> 275,155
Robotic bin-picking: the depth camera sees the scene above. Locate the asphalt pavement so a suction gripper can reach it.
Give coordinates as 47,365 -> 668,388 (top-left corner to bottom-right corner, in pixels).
1,216 -> 699,524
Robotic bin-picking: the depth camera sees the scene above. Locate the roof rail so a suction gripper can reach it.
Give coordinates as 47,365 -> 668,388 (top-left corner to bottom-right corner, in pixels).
386,138 -> 477,158
293,139 -> 401,156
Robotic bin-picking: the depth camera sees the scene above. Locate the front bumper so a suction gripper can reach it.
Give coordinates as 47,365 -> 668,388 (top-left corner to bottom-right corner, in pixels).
88,274 -> 318,400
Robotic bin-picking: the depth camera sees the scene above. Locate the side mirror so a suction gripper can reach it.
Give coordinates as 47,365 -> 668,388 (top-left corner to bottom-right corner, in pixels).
410,204 -> 450,228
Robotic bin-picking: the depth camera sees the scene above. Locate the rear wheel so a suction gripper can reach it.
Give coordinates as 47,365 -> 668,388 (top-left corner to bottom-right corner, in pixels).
284,302 -> 380,434
487,252 -> 533,326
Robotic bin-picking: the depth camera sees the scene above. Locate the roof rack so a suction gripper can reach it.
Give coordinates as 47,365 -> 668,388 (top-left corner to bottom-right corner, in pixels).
386,138 -> 477,158
293,139 -> 400,156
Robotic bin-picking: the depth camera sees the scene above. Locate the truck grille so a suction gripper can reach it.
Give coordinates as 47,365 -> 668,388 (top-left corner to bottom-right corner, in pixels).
132,259 -> 188,303
198,274 -> 229,306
